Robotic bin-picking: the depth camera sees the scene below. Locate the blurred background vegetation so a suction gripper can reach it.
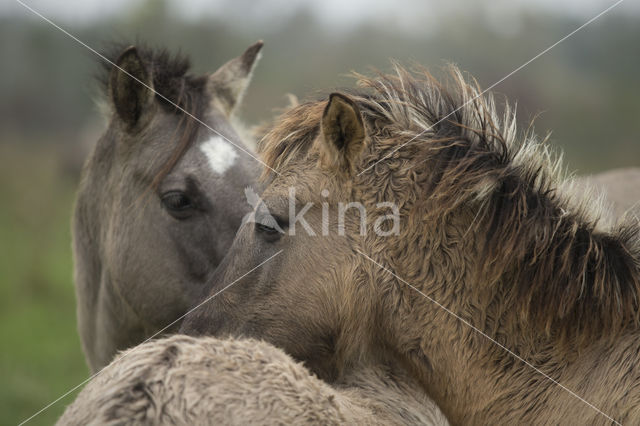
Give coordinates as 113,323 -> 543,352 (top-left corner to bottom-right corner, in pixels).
1,0 -> 638,423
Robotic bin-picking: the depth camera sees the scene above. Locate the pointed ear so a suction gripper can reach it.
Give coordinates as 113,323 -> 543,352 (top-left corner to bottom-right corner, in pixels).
207,41 -> 263,117
320,93 -> 366,174
109,46 -> 154,128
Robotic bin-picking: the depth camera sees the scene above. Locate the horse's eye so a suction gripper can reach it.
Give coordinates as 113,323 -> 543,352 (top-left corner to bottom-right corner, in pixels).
256,223 -> 278,234
255,219 -> 284,242
161,191 -> 195,219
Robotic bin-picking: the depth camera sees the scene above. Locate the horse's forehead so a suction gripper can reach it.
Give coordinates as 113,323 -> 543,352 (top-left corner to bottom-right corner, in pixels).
198,135 -> 239,175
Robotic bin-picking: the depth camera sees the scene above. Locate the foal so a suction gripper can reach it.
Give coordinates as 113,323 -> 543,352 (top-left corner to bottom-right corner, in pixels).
182,65 -> 640,424
74,42 -> 263,371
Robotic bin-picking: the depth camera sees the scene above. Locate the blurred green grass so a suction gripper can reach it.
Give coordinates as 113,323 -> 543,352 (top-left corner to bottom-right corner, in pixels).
0,144 -> 87,425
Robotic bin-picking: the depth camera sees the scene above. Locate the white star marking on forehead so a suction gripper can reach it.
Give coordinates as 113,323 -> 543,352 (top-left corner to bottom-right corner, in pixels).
200,136 -> 238,175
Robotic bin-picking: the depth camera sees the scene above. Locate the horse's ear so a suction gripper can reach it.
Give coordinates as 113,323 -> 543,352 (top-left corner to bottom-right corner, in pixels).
320,93 -> 366,174
109,46 -> 154,128
207,41 -> 263,117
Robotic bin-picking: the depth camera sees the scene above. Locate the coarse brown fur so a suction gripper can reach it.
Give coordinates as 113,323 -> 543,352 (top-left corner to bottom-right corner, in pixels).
181,64 -> 640,424
260,67 -> 640,345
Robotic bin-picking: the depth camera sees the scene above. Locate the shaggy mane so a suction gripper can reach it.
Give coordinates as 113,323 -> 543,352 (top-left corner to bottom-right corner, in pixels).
98,43 -> 209,188
259,64 -> 640,345
97,42 -> 208,113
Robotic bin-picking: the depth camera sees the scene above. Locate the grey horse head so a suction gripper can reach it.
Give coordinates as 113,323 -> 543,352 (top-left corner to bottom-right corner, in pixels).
73,41 -> 263,372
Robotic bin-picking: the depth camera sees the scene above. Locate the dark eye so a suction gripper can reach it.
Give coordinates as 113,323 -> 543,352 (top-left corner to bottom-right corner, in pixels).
161,191 -> 195,219
254,215 -> 285,242
256,223 -> 279,235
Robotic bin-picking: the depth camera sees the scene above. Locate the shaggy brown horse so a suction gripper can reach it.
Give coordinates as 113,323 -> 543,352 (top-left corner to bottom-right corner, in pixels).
181,65 -> 640,424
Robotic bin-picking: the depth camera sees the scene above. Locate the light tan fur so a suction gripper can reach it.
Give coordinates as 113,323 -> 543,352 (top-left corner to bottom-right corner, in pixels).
58,335 -> 448,425
208,64 -> 640,424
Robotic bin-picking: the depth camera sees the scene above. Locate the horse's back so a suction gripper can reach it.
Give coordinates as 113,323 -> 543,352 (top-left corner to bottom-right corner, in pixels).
57,335 -> 449,425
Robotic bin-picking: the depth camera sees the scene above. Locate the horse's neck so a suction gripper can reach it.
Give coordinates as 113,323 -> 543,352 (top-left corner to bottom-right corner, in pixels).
389,194 -> 640,422
409,304 -> 640,423
380,227 -> 542,421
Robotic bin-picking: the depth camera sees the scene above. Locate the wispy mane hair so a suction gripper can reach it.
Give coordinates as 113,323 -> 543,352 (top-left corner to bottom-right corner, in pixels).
98,43 -> 209,189
259,64 -> 640,345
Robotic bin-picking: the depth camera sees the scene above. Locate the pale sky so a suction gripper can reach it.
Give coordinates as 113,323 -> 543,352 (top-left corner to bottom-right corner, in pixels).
5,0 -> 638,28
